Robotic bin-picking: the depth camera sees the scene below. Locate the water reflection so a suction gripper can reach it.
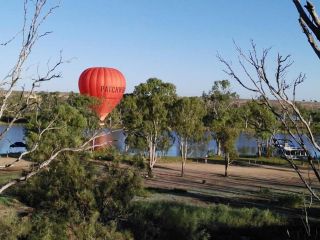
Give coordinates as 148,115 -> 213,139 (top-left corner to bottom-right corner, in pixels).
0,125 -> 257,157
0,125 -> 26,154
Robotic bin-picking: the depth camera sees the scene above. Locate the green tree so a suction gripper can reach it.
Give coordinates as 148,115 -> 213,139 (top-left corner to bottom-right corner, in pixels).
171,97 -> 206,176
122,78 -> 177,176
26,93 -> 92,162
0,1 -> 65,193
244,100 -> 278,157
298,105 -> 320,137
13,93 -> 141,239
15,156 -> 139,239
203,80 -> 238,156
67,92 -> 99,129
218,42 -> 320,199
215,108 -> 242,177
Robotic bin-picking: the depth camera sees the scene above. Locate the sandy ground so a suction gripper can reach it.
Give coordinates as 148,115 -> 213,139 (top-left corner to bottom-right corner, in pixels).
0,157 -> 32,171
144,162 -> 320,208
1,157 -> 318,197
1,158 -> 319,217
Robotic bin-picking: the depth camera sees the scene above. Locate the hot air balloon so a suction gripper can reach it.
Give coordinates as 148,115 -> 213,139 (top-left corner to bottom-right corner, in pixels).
78,67 -> 126,122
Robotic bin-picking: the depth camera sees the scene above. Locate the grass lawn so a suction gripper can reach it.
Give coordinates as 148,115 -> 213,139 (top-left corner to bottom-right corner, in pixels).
0,171 -> 20,185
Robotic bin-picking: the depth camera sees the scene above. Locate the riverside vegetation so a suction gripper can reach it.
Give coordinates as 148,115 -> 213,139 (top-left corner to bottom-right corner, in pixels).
0,87 -> 319,239
1,1 -> 320,239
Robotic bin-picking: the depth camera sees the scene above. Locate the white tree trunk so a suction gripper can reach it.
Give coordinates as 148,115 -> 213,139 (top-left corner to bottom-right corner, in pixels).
216,140 -> 222,156
179,137 -> 188,177
147,137 -> 157,177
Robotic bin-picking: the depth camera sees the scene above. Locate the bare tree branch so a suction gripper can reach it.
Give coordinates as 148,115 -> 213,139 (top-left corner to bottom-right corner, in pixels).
219,42 -> 320,199
305,1 -> 320,28
0,1 -> 74,194
293,0 -> 320,59
0,31 -> 22,47
0,0 -> 61,123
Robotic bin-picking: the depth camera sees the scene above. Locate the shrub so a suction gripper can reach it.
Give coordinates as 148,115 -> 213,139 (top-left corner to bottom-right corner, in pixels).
27,213 -> 134,240
208,204 -> 283,228
277,193 -> 304,208
127,201 -> 284,240
93,146 -> 121,161
259,187 -> 272,196
0,196 -> 12,206
0,209 -> 30,240
131,154 -> 146,169
11,154 -> 141,238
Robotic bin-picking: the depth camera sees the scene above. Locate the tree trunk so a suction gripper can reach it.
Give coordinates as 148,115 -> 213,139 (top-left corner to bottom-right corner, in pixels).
148,141 -> 157,178
181,161 -> 186,177
266,139 -> 270,158
217,140 -> 222,156
224,153 -> 229,177
257,142 -> 262,158
180,138 -> 188,177
148,164 -> 154,178
125,144 -> 129,152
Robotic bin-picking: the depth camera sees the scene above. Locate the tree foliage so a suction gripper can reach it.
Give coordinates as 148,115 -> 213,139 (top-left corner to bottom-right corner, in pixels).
203,80 -> 241,176
218,42 -> 320,199
1,91 -> 141,238
203,80 -> 239,156
121,78 -> 177,175
13,153 -> 140,239
243,100 -> 279,157
215,108 -> 242,177
26,93 -> 92,162
171,97 -> 206,176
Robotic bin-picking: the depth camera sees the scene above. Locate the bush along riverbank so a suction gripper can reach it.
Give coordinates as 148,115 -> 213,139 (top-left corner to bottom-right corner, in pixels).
126,201 -> 318,240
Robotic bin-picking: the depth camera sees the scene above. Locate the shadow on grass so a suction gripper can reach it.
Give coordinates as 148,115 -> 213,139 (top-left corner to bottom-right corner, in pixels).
127,200 -> 320,240
191,157 -> 305,170
152,164 -> 312,195
145,187 -> 320,221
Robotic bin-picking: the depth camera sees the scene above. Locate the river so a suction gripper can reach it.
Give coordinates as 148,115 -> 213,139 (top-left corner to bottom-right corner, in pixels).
0,125 -> 318,158
0,125 -> 26,154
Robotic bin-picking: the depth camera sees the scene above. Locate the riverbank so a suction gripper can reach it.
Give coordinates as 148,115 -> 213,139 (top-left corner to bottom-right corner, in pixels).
143,161 -> 320,219
0,157 -> 32,171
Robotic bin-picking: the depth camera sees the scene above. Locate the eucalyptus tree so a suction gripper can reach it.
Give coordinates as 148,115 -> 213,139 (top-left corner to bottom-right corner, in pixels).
0,2 -> 113,194
0,0 -> 62,135
121,78 -> 177,176
3,92 -> 142,238
203,80 -> 239,156
171,97 -> 206,177
0,1 -> 73,193
26,93 -> 98,162
244,100 -> 279,157
218,42 -> 320,200
308,109 -> 320,138
215,107 -> 242,177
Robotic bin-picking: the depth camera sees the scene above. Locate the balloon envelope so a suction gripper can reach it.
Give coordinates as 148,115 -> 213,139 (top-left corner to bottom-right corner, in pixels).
78,67 -> 126,121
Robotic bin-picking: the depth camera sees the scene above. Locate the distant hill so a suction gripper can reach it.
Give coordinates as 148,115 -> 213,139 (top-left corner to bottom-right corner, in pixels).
234,98 -> 320,110
6,90 -> 320,110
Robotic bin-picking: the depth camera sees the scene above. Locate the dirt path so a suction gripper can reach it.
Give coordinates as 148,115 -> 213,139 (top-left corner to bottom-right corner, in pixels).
144,162 -> 320,210
0,157 -> 32,171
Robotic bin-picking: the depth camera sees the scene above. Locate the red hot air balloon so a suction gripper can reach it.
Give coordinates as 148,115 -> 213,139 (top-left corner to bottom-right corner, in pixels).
78,67 -> 126,122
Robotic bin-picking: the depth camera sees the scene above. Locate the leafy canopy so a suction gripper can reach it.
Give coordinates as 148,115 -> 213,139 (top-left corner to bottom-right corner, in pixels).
122,78 -> 177,152
172,97 -> 206,142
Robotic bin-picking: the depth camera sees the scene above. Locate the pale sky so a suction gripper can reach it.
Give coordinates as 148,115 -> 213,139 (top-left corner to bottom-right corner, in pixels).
0,0 -> 319,100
